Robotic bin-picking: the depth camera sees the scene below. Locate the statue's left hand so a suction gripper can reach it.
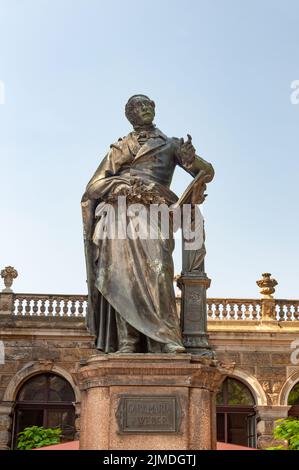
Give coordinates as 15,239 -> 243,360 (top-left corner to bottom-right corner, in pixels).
179,134 -> 196,169
112,182 -> 131,196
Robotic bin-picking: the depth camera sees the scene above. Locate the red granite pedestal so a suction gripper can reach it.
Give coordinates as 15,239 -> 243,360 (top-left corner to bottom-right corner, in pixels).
77,353 -> 228,450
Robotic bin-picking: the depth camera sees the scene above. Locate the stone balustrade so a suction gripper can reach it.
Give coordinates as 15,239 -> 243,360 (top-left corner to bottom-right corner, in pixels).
275,299 -> 299,321
13,294 -> 87,318
207,298 -> 262,320
0,292 -> 297,322
207,298 -> 299,321
0,267 -> 298,323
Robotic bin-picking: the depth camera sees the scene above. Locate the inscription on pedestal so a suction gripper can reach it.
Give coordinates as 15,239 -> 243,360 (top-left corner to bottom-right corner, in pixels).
116,396 -> 181,434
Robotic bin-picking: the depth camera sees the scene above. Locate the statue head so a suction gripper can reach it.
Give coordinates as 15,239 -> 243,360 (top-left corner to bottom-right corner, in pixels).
125,94 -> 155,127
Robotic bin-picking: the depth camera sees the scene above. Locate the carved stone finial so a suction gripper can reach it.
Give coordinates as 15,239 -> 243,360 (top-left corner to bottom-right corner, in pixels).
1,266 -> 18,292
256,273 -> 277,299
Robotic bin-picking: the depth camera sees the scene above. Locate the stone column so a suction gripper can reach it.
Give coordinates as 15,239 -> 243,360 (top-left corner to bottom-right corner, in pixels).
74,402 -> 81,440
255,405 -> 290,449
188,388 -> 213,450
0,403 -> 13,450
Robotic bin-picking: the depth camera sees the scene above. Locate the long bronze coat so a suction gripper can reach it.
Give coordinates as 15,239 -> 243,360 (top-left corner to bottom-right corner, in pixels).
82,127 -> 214,351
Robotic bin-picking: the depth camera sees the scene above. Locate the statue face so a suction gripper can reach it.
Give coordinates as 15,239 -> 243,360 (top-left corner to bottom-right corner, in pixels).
131,98 -> 155,126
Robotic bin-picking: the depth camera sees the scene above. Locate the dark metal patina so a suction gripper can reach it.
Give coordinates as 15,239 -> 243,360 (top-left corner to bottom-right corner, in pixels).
81,95 -> 214,354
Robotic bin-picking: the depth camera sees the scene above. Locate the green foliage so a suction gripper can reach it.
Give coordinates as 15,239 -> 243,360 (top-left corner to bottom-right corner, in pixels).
17,425 -> 62,450
266,445 -> 287,451
267,418 -> 299,451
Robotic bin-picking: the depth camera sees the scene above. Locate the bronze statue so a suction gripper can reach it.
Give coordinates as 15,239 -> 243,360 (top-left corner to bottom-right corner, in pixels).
82,95 -> 214,354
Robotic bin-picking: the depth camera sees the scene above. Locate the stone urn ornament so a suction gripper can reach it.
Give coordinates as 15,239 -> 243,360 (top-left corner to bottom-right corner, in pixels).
1,266 -> 18,292
256,273 -> 278,298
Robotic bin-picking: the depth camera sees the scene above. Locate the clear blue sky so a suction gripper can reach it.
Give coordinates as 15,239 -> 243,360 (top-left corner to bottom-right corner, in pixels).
0,0 -> 298,298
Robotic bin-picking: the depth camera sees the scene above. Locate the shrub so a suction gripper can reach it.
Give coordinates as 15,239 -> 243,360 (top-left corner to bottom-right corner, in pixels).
267,418 -> 299,450
17,425 -> 62,450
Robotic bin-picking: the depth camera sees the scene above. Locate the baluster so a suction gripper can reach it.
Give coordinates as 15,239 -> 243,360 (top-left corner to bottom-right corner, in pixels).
257,303 -> 262,320
230,303 -> 237,320
244,302 -> 252,320
214,302 -> 221,320
235,302 -> 242,320
286,304 -> 292,321
78,300 -> 84,317
281,305 -> 287,321
290,305 -> 295,321
70,300 -> 76,317
251,302 -> 259,320
25,298 -> 31,316
32,299 -> 39,316
55,299 -> 62,317
219,303 -> 224,319
48,299 -> 54,316
224,303 -> 230,320
40,299 -> 46,316
13,298 -> 17,316
17,298 -> 24,316
206,300 -> 213,319
62,299 -> 69,317
275,303 -> 281,321
231,303 -> 236,319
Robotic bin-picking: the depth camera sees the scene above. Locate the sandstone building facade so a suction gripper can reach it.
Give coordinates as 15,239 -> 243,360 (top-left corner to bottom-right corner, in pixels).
0,267 -> 298,449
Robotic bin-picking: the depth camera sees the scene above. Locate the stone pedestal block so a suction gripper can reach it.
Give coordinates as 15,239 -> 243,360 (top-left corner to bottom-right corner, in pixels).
77,353 -> 228,450
255,405 -> 291,449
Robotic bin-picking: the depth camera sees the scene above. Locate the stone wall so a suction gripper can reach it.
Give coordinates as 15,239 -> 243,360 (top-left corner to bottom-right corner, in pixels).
0,315 -> 95,449
0,286 -> 299,449
209,323 -> 299,448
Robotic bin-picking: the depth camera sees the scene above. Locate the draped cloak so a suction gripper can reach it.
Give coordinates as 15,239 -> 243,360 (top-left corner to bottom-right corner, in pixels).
81,128 -> 214,352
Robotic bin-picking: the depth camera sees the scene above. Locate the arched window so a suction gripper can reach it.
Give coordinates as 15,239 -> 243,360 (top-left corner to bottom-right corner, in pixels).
216,377 -> 256,448
288,382 -> 299,418
13,373 -> 76,448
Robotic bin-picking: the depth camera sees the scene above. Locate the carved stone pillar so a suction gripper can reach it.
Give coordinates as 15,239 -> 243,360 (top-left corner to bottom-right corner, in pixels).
74,402 -> 81,440
0,403 -> 13,450
0,293 -> 14,315
261,298 -> 276,322
178,271 -> 213,357
255,405 -> 290,449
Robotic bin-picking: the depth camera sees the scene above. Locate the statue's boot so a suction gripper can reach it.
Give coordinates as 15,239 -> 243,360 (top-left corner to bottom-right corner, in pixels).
163,342 -> 186,354
115,313 -> 140,353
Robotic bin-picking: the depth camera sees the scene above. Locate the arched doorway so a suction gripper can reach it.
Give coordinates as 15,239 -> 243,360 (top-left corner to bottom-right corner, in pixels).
13,373 -> 76,448
216,377 -> 256,447
288,382 -> 299,417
